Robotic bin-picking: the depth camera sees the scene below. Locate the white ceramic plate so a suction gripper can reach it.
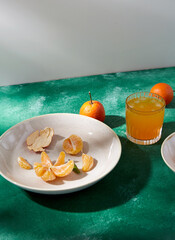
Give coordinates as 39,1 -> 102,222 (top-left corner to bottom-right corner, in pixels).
161,132 -> 175,172
0,113 -> 122,194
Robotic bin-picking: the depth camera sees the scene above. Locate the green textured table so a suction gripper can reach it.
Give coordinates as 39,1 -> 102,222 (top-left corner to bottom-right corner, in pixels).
0,67 -> 175,240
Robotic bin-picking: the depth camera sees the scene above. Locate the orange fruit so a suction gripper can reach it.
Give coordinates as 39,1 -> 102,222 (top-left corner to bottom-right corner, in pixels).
18,157 -> 32,169
41,151 -> 53,168
79,92 -> 105,122
63,134 -> 83,155
34,162 -> 47,177
150,83 -> 174,105
54,151 -> 65,166
82,153 -> 94,172
41,169 -> 56,182
51,160 -> 74,177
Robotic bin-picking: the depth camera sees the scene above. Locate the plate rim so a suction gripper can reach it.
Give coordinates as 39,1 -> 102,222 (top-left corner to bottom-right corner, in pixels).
161,131 -> 175,172
0,113 -> 122,194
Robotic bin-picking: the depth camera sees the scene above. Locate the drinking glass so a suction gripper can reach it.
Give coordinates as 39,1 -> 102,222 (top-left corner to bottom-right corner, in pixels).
125,92 -> 165,145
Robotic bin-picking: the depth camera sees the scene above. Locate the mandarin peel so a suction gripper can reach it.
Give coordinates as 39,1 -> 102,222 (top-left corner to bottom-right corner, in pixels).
26,127 -> 54,152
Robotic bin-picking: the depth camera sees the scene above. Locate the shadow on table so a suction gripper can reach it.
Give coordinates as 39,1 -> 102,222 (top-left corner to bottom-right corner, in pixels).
166,96 -> 175,109
157,121 -> 175,145
104,115 -> 125,128
25,136 -> 151,213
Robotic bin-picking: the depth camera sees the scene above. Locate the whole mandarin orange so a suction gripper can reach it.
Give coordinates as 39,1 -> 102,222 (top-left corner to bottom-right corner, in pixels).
150,83 -> 174,105
80,92 -> 105,122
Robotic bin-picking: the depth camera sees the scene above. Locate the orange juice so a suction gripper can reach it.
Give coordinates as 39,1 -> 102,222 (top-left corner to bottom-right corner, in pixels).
126,92 -> 165,145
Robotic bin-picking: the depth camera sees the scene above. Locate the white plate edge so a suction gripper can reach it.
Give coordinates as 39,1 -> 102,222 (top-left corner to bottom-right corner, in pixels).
161,131 -> 175,172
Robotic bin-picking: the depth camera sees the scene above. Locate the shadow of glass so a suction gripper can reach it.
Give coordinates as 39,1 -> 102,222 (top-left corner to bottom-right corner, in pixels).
104,115 -> 125,128
25,136 -> 151,213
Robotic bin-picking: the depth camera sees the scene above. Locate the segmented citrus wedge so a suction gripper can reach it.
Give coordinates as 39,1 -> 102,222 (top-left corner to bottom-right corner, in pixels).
34,162 -> 47,177
18,157 -> 32,169
41,151 -> 53,168
63,134 -> 83,155
51,160 -> 74,177
34,152 -> 55,181
82,153 -> 94,172
41,169 -> 56,182
54,151 -> 65,166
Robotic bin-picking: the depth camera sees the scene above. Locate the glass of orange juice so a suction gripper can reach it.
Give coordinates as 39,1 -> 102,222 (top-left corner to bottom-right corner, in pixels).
126,92 -> 165,145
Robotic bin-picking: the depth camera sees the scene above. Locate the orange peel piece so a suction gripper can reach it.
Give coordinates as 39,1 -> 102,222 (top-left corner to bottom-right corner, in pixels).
27,127 -> 54,152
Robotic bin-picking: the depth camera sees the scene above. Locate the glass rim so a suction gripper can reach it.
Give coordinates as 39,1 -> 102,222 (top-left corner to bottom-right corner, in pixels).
126,92 -> 166,113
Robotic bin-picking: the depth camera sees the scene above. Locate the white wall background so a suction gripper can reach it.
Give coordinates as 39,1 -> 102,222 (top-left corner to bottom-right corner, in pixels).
0,0 -> 175,86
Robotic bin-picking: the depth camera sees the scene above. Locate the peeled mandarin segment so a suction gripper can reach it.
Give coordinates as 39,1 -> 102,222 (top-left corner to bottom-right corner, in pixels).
63,138 -> 73,153
70,135 -> 83,153
34,162 -> 47,177
41,152 -> 53,168
51,160 -> 74,177
41,169 -> 56,182
18,157 -> 32,170
63,134 -> 83,155
34,153 -> 57,181
82,153 -> 94,172
54,151 -> 65,166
